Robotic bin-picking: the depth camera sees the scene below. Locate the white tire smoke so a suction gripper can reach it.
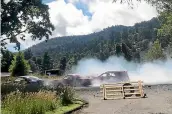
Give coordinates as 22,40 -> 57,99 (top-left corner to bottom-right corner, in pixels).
71,56 -> 172,85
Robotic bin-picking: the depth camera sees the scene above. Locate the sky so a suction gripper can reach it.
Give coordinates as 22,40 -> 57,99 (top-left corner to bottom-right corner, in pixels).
7,0 -> 158,52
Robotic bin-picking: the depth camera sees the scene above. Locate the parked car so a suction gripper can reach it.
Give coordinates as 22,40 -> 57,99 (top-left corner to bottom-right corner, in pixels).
14,76 -> 43,84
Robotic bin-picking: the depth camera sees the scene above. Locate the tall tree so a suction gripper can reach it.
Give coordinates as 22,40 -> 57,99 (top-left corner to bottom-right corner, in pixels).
1,0 -> 54,50
145,39 -> 166,61
1,50 -> 14,72
59,57 -> 67,74
24,49 -> 33,60
115,43 -> 123,57
158,12 -> 172,48
42,52 -> 52,73
9,52 -> 30,76
28,59 -> 38,72
122,43 -> 132,61
36,57 -> 43,72
121,28 -> 128,40
66,57 -> 76,70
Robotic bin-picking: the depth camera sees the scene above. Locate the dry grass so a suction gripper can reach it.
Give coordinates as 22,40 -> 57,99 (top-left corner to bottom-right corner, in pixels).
1,85 -> 79,114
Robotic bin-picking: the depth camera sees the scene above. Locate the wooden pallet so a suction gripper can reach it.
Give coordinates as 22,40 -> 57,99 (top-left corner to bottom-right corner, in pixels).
100,80 -> 145,100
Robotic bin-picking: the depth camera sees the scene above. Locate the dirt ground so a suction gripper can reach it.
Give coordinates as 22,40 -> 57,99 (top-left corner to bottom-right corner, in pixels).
74,84 -> 172,114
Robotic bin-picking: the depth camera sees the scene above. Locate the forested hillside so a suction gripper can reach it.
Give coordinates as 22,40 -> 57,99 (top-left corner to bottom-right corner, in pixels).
26,18 -> 160,70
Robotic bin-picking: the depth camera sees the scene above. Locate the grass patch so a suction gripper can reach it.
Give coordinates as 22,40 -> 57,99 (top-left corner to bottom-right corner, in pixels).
1,84 -> 85,114
2,92 -> 85,114
2,91 -> 58,114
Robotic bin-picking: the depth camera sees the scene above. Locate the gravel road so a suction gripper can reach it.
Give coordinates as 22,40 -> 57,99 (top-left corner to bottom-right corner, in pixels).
74,84 -> 172,114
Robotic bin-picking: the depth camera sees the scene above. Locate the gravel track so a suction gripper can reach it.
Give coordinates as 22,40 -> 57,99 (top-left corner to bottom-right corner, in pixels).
73,84 -> 172,114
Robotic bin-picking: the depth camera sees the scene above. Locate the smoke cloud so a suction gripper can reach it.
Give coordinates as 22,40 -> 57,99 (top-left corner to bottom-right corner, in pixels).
71,56 -> 172,85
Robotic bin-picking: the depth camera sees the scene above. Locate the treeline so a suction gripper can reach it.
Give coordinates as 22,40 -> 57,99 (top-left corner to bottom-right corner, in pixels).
1,50 -> 67,75
1,12 -> 172,74
23,50 -> 67,74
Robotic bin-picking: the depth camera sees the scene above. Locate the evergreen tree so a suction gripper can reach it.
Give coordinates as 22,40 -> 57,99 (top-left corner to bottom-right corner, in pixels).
59,57 -> 67,74
1,50 -> 14,72
158,12 -> 172,49
145,39 -> 166,61
66,57 -> 76,70
28,60 -> 37,73
24,49 -> 33,60
122,43 -> 132,61
115,44 -> 122,57
114,31 -> 121,42
32,56 -> 37,62
9,52 -> 30,76
121,29 -> 128,40
42,52 -> 52,73
36,57 -> 43,73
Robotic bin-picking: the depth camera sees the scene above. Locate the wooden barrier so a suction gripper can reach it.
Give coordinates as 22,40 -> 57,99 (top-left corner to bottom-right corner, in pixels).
100,80 -> 145,100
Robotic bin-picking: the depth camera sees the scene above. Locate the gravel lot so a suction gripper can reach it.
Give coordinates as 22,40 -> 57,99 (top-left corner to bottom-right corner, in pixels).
74,84 -> 172,114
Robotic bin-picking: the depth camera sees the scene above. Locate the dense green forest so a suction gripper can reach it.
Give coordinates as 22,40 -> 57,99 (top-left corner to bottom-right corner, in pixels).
25,18 -> 161,71
29,18 -> 160,60
2,13 -> 172,74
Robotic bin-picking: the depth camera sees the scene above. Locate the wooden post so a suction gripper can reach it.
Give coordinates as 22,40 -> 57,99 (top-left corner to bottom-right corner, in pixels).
122,86 -> 125,99
104,84 -> 107,100
138,80 -> 144,97
102,84 -> 105,100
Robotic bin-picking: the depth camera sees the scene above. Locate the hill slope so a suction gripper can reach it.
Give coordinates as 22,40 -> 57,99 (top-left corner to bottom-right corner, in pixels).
28,17 -> 160,68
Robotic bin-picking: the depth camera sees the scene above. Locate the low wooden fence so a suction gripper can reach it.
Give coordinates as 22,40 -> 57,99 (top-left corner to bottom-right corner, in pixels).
100,80 -> 145,100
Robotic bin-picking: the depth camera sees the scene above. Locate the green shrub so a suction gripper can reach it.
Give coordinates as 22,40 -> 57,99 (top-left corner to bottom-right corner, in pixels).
59,86 -> 75,106
9,52 -> 30,76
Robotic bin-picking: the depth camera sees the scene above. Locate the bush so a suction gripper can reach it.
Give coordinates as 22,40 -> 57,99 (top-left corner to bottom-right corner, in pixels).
61,86 -> 75,106
55,86 -> 75,106
9,52 -> 30,76
2,91 -> 57,114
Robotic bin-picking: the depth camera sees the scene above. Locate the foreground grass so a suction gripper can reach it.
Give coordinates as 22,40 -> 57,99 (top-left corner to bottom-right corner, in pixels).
1,85 -> 85,114
2,100 -> 84,114
2,91 -> 57,114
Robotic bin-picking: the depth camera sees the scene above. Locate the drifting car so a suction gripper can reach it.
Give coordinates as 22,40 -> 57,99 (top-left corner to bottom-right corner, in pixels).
62,71 -> 130,87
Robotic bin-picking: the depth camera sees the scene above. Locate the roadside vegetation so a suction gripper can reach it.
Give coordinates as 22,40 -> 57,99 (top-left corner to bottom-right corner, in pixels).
1,84 -> 85,114
2,91 -> 57,114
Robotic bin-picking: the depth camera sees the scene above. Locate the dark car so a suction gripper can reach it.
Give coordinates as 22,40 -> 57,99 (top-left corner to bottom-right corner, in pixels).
62,74 -> 84,87
62,71 -> 130,87
14,76 -> 43,84
97,71 -> 130,83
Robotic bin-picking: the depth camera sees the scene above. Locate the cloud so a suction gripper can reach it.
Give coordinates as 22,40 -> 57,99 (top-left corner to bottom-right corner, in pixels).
7,0 -> 158,51
48,0 -> 90,36
49,0 -> 157,36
